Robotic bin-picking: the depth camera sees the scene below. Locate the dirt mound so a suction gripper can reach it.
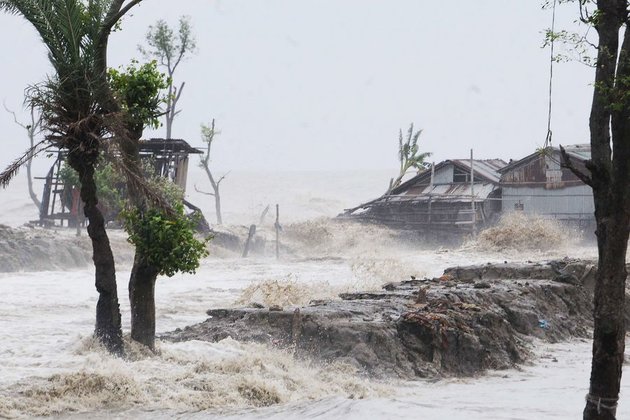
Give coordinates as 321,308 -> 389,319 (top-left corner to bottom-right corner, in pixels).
163,259 -> 605,379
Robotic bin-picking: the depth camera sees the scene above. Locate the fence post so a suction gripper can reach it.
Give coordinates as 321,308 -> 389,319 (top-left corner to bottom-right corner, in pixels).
242,224 -> 256,258
275,204 -> 280,259
470,149 -> 476,235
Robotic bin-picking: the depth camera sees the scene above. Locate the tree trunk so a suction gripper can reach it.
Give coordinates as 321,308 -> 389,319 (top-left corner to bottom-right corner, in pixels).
583,2 -> 630,418
120,123 -> 163,350
129,253 -> 159,350
202,164 -> 222,225
166,110 -> 173,139
26,151 -> 41,210
68,151 -> 123,356
584,211 -> 628,419
214,187 -> 223,225
165,75 -> 174,139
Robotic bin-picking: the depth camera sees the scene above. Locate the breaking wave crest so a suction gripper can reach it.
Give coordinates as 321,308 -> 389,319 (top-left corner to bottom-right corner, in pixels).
0,336 -> 389,418
470,212 -> 577,251
235,256 -> 422,309
281,218 -> 417,258
208,218 -> 423,260
235,275 -> 333,307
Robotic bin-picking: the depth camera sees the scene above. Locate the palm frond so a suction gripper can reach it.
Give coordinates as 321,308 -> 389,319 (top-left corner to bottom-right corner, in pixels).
0,139 -> 51,187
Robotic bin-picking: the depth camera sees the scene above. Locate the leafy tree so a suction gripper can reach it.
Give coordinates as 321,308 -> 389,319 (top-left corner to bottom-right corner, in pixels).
122,176 -> 208,350
389,123 -> 432,192
124,189 -> 206,277
110,60 -> 207,350
108,60 -> 167,139
547,1 -> 630,418
198,119 -> 227,225
0,0 -> 146,355
139,16 -> 196,139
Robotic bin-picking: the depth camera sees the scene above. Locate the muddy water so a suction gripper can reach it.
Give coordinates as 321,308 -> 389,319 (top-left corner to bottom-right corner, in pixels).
0,170 -> 626,419
0,228 -> 619,419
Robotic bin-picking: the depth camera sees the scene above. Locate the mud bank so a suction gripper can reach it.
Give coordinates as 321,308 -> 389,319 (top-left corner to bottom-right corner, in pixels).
163,259 -> 623,378
0,225 -> 133,272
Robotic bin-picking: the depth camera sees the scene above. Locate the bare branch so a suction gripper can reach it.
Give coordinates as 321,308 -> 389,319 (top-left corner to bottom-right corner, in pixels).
216,171 -> 230,187
173,81 -> 185,106
103,0 -> 144,32
194,184 -> 215,196
3,102 -> 27,129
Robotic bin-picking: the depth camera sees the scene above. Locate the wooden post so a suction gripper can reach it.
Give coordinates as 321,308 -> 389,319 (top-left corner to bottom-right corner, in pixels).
470,149 -> 476,233
259,205 -> 270,226
275,204 -> 280,260
75,213 -> 81,237
242,224 -> 257,258
428,162 -> 435,227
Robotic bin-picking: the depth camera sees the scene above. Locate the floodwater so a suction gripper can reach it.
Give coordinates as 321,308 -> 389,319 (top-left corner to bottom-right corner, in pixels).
0,169 -> 628,419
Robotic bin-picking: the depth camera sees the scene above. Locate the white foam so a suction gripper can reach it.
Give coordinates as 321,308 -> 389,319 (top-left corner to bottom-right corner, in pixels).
0,170 -> 618,419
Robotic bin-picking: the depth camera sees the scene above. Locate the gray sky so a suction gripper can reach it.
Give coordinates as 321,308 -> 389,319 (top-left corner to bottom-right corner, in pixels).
0,0 -> 593,172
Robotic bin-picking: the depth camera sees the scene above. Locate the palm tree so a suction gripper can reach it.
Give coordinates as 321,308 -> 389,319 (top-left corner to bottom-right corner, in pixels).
389,123 -> 432,192
0,0 -> 145,355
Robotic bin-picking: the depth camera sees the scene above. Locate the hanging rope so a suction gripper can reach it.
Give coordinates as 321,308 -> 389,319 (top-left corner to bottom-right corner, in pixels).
585,393 -> 618,415
544,0 -> 557,149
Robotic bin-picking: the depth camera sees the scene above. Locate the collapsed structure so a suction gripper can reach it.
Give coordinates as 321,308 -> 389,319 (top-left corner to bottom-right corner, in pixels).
342,144 -> 595,234
37,138 -> 203,226
342,159 -> 505,234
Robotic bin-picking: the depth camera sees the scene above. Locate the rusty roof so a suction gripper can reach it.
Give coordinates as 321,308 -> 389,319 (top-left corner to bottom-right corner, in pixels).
391,182 -> 498,203
139,138 -> 204,154
499,144 -> 590,174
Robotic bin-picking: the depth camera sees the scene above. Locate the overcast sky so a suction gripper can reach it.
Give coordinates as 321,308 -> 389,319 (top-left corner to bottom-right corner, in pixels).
0,0 -> 594,172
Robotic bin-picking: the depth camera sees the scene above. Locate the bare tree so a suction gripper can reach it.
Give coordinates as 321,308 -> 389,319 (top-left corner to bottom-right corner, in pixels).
139,16 -> 196,139
197,119 -> 227,225
4,103 -> 42,210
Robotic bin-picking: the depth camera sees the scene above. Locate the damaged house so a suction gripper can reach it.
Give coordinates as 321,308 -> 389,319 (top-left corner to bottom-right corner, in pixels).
342,158 -> 507,233
498,144 -> 594,229
38,138 -> 203,226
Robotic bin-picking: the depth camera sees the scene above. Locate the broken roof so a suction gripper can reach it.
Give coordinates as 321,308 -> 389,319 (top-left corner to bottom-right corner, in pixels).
498,144 -> 590,174
391,158 -> 507,195
139,138 -> 204,155
389,182 -> 498,203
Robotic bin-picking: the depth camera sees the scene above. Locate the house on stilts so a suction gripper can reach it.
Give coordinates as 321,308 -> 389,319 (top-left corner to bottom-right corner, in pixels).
37,138 -> 203,226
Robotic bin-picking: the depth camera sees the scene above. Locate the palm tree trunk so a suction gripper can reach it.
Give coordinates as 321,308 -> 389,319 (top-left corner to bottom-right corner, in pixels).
68,151 -> 123,356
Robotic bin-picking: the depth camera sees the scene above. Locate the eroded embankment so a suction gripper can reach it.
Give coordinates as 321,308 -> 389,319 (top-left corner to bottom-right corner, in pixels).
0,225 -> 133,272
163,259 -> 624,378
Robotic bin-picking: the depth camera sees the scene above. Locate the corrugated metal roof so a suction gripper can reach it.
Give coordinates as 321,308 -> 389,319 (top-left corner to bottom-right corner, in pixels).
391,182 -> 498,203
563,144 -> 590,160
140,138 -> 204,154
450,159 -> 507,184
390,158 -> 506,195
499,144 -> 590,174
